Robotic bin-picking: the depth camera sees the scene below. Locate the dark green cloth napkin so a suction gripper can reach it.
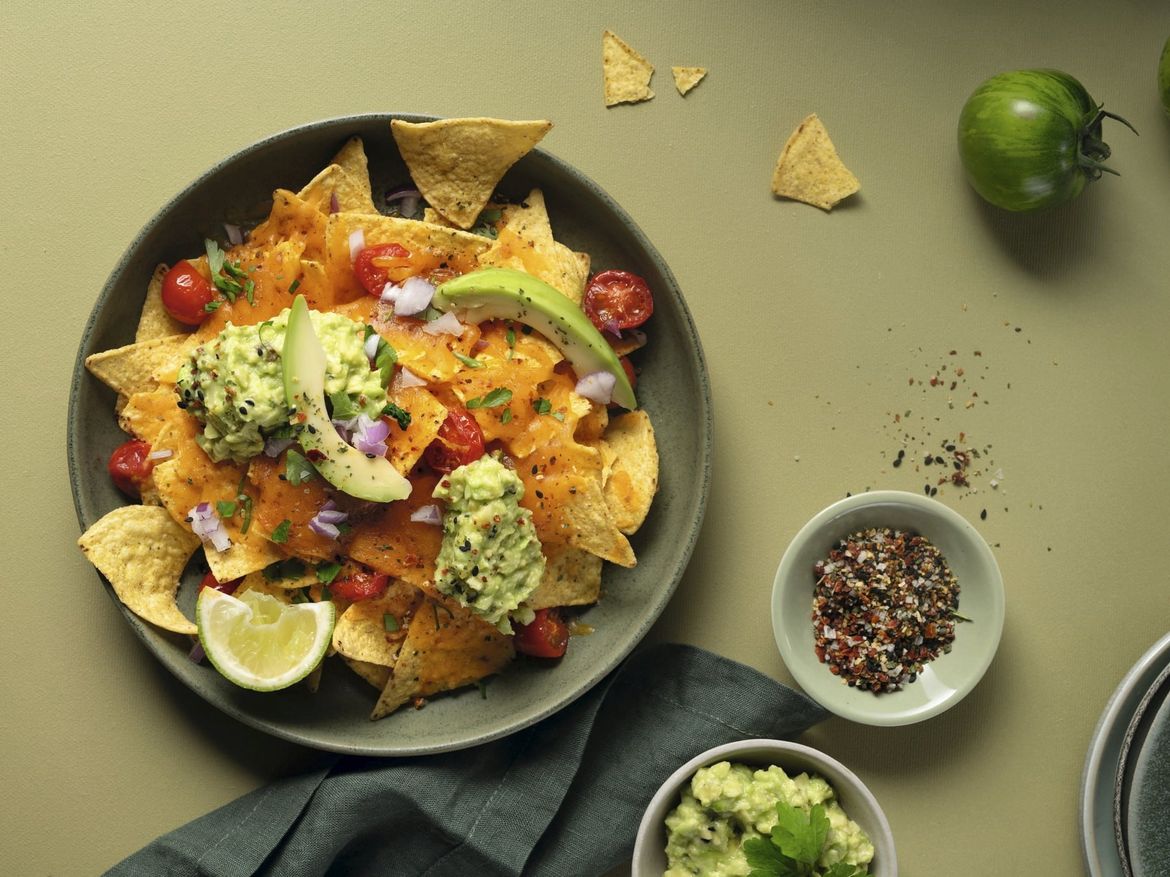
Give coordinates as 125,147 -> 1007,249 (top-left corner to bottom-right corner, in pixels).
108,643 -> 826,877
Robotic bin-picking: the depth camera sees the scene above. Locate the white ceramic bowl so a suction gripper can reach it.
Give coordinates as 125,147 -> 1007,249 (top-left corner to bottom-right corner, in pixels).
772,491 -> 1005,726
631,738 -> 896,877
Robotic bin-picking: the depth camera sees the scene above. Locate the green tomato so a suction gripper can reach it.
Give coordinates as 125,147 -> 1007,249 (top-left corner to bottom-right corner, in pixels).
1159,37 -> 1170,116
958,69 -> 1133,212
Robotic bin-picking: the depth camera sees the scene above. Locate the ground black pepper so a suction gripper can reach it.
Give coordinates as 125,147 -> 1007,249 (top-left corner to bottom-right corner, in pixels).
812,527 -> 962,693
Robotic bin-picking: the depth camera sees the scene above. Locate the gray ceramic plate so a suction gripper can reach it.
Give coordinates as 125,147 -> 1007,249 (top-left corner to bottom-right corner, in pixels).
1081,631 -> 1170,876
68,114 -> 711,756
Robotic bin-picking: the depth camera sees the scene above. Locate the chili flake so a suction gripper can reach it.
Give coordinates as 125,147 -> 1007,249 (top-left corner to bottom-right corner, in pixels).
812,527 -> 962,694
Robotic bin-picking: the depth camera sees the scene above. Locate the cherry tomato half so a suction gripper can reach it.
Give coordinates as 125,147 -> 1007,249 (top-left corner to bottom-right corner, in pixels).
107,439 -> 154,498
514,609 -> 569,658
161,260 -> 215,325
354,243 -> 411,295
331,571 -> 390,602
583,269 -> 653,332
424,407 -> 486,474
199,571 -> 242,595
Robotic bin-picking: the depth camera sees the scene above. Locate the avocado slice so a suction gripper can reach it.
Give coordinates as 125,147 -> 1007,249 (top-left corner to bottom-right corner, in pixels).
432,267 -> 637,410
282,295 -> 411,502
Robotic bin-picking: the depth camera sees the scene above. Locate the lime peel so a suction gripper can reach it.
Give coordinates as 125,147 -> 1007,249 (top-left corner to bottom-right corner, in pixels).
196,588 -> 335,692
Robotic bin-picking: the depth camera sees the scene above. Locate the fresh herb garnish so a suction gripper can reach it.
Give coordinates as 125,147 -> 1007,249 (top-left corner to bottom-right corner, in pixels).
262,557 -> 306,581
469,207 -> 502,239
216,500 -> 237,518
382,402 -> 412,430
237,492 -> 253,535
271,519 -> 292,544
284,449 -> 316,486
373,335 -> 397,387
203,300 -> 223,313
551,411 -> 565,422
741,802 -> 864,877
316,562 -> 342,584
383,613 -> 399,632
453,352 -> 484,369
532,397 -> 552,415
500,407 -> 513,424
288,277 -> 301,294
466,387 -> 512,409
329,390 -> 360,420
204,239 -> 249,303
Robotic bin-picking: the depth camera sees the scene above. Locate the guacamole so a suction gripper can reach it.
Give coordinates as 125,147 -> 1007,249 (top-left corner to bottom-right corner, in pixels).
664,761 -> 874,877
432,455 -> 544,633
176,308 -> 386,463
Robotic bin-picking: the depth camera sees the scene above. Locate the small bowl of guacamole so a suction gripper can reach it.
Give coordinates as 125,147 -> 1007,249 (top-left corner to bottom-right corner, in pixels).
632,739 -> 896,877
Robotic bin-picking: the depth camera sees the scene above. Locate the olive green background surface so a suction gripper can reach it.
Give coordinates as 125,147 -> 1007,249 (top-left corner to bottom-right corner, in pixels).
4,1 -> 1169,874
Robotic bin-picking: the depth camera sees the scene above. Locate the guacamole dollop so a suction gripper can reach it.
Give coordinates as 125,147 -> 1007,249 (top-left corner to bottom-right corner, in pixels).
664,761 -> 874,877
433,455 -> 544,633
176,308 -> 386,463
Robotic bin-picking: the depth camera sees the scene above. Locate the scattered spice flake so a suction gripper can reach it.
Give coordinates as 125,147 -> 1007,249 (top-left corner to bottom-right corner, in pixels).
811,527 -> 962,694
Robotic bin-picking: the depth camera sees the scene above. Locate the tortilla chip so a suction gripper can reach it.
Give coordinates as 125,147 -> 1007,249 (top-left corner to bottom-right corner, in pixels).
477,189 -> 589,303
529,543 -> 603,610
332,580 -> 421,666
325,211 -> 492,300
346,473 -> 444,588
78,505 -> 201,634
371,593 -> 514,719
344,656 -> 391,690
771,114 -> 860,211
150,420 -> 283,582
85,335 -> 193,398
671,66 -> 707,96
602,30 -> 654,106
298,163 -> 377,215
601,410 -> 659,534
119,388 -> 184,447
331,136 -> 375,201
136,264 -> 187,342
390,117 -> 552,229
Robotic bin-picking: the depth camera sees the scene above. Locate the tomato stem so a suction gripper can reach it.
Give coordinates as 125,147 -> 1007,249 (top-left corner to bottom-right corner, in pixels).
1097,109 -> 1139,137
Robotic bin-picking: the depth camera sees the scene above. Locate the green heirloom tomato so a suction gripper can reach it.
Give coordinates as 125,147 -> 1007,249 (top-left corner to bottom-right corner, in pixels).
958,69 -> 1134,212
1159,38 -> 1170,116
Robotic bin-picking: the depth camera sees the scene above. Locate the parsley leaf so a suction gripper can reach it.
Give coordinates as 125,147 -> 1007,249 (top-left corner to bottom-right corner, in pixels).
743,837 -> 800,877
382,402 -> 412,430
823,864 -> 866,877
770,802 -> 829,866
271,519 -> 292,544
466,387 -> 512,409
284,449 -> 317,486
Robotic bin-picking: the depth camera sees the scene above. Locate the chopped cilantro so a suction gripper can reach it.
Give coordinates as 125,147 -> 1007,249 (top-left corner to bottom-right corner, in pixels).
374,336 -> 397,387
284,449 -> 316,486
506,325 -> 516,348
382,402 -> 412,430
237,493 -> 253,535
466,387 -> 512,409
383,613 -> 399,632
741,802 -> 848,877
215,500 -> 237,518
288,277 -> 301,294
271,519 -> 292,544
203,239 -> 246,302
328,390 -> 360,420
500,407 -> 513,424
315,562 -> 342,585
532,397 -> 552,415
203,300 -> 222,313
453,352 -> 484,369
551,411 -> 565,422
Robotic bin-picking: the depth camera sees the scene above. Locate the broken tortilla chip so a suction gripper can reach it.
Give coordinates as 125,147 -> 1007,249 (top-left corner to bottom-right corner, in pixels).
601,410 -> 659,534
391,117 -> 551,229
78,505 -> 201,634
771,114 -> 860,211
136,264 -> 188,342
344,656 -> 391,691
298,163 -> 377,215
671,66 -> 707,96
371,594 -> 513,719
332,580 -> 421,666
331,136 -> 374,198
529,544 -> 603,610
85,335 -> 193,398
602,30 -> 654,106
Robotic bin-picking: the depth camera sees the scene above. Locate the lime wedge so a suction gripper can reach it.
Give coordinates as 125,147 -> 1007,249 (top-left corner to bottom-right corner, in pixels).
196,588 -> 335,691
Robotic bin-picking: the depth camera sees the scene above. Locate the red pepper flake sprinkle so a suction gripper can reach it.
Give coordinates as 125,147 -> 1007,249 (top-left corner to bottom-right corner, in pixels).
812,527 -> 962,694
